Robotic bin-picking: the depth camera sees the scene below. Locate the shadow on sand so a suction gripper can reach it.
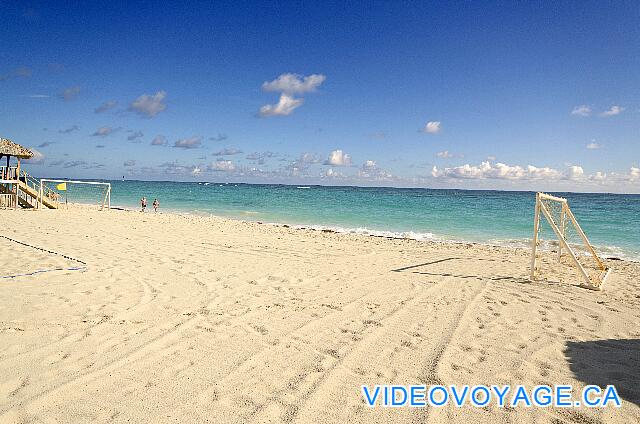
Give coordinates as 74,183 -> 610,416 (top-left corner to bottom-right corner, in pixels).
565,339 -> 640,407
391,257 -> 530,283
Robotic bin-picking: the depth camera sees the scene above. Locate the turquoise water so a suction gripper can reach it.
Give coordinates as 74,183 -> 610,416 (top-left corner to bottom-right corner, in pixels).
63,181 -> 640,261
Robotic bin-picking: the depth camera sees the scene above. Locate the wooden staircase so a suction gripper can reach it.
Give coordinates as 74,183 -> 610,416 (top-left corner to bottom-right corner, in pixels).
0,166 -> 58,209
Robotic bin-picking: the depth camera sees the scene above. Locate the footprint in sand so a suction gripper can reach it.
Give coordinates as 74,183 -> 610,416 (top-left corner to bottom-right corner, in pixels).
252,324 -> 268,335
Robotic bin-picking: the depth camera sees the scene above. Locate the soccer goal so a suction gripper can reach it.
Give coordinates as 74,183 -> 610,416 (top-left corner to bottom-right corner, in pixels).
39,179 -> 111,211
530,192 -> 611,290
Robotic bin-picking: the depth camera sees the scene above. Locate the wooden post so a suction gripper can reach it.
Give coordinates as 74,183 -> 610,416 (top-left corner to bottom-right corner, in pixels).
558,202 -> 566,262
100,186 -> 107,211
530,192 -> 541,281
39,180 -> 43,210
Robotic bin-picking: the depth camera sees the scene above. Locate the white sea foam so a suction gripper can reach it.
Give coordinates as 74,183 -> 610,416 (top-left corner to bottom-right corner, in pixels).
282,223 -> 439,241
252,221 -> 639,260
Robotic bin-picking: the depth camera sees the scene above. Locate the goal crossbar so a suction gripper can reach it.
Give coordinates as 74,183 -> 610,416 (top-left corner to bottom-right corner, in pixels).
530,192 -> 611,291
39,179 -> 111,211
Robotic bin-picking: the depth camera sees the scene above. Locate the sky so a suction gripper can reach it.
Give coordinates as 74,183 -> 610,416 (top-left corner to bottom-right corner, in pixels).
1,1 -> 639,192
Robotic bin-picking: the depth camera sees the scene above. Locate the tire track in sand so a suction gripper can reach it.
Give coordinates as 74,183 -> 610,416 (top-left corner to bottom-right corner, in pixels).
288,275 -> 488,424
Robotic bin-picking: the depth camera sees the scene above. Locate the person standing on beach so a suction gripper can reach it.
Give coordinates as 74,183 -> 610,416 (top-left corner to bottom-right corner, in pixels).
141,197 -> 147,212
153,198 -> 159,213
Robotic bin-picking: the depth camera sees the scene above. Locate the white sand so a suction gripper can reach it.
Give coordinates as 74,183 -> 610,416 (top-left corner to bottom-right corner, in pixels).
0,207 -> 638,423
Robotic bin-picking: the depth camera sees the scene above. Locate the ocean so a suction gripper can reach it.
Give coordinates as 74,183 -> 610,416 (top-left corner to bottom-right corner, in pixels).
62,180 -> 640,261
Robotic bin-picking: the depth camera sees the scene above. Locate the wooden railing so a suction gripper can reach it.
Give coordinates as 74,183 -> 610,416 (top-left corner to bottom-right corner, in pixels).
38,181 -> 60,208
0,193 -> 16,209
0,166 -> 18,180
0,166 -> 58,208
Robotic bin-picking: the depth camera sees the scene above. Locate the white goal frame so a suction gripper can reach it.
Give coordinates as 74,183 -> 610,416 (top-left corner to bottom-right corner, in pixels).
39,179 -> 111,211
530,192 -> 611,291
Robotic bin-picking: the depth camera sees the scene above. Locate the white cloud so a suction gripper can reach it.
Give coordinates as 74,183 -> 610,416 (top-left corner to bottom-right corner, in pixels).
60,86 -> 81,101
262,73 -> 326,95
212,147 -> 243,156
159,161 -> 194,175
324,149 -> 352,166
209,134 -> 228,142
129,91 -> 167,118
526,165 -> 563,179
95,100 -> 117,113
127,131 -> 144,142
363,160 -> 376,169
299,152 -> 319,164
566,165 -> 584,180
59,160 -> 105,170
586,142 -> 601,149
174,136 -> 202,149
210,160 -> 235,172
59,125 -> 79,134
422,121 -> 441,134
287,152 -> 320,174
431,161 -> 573,180
123,160 -> 136,167
358,160 -> 393,180
259,94 -> 303,117
0,66 -> 31,81
259,73 -> 324,117
325,168 -> 341,178
151,135 -> 168,146
92,126 -> 117,137
24,148 -> 45,164
246,151 -> 275,162
599,105 -> 625,117
191,166 -> 202,176
587,167 -> 639,184
428,161 -> 640,186
571,105 -> 591,117
436,150 -> 454,158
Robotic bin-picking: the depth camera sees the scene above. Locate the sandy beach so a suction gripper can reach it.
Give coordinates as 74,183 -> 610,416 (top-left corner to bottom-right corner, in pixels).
0,207 -> 638,423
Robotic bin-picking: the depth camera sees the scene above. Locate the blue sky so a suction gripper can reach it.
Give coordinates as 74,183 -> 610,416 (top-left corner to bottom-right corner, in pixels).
1,1 -> 638,192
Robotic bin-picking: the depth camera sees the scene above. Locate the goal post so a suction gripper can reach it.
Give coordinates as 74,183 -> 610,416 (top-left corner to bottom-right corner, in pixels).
39,179 -> 111,211
530,192 -> 611,291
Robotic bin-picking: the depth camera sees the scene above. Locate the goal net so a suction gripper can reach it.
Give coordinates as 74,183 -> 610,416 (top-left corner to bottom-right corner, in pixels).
530,192 -> 611,290
40,179 -> 111,211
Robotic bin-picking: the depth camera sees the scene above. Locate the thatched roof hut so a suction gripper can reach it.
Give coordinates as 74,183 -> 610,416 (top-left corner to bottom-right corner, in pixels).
0,138 -> 33,159
1,138 -> 34,180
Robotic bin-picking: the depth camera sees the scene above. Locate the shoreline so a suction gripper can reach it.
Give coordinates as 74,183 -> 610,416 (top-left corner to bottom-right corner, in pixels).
61,202 -> 638,264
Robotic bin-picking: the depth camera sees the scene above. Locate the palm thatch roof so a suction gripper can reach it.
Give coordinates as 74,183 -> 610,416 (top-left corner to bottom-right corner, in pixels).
0,138 -> 33,159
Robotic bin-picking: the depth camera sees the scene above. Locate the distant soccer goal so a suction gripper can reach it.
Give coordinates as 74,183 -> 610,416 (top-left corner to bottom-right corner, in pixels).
530,192 -> 611,291
39,179 -> 111,211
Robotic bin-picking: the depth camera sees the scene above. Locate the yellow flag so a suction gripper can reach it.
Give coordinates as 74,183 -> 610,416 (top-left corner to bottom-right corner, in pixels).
56,182 -> 67,191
